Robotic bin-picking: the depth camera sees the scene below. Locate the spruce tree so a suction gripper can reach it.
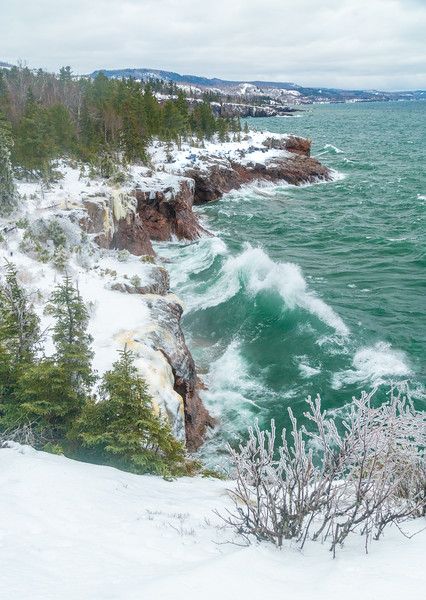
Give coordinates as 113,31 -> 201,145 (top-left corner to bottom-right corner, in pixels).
47,276 -> 94,394
0,262 -> 40,429
4,277 -> 94,437
0,262 -> 40,365
75,347 -> 186,476
11,359 -> 79,438
0,111 -> 17,216
13,91 -> 55,175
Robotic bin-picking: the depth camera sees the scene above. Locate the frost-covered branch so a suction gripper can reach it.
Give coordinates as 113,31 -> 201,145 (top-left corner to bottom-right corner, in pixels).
222,387 -> 425,555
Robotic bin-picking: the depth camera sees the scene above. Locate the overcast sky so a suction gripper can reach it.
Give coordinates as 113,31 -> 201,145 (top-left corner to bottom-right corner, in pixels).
1,0 -> 425,90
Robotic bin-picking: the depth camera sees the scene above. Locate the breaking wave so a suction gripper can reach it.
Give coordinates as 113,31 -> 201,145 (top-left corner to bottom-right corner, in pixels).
187,245 -> 349,336
323,143 -> 344,154
157,236 -> 228,287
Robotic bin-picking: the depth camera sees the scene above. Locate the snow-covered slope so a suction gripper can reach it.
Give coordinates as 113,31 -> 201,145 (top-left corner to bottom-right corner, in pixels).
0,445 -> 424,600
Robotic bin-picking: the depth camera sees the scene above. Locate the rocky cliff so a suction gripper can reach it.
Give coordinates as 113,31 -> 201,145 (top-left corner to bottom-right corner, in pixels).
182,135 -> 331,204
76,132 -> 331,449
2,132 -> 331,452
82,133 -> 330,252
81,177 -> 209,257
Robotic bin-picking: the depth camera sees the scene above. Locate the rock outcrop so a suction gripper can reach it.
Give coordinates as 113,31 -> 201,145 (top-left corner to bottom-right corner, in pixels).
133,178 -> 209,241
183,135 -> 330,204
79,133 -> 331,450
81,177 -> 208,257
262,135 -> 311,156
144,296 -> 215,451
185,155 -> 330,204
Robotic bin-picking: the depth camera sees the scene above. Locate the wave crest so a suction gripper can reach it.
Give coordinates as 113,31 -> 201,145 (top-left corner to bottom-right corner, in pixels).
190,245 -> 349,335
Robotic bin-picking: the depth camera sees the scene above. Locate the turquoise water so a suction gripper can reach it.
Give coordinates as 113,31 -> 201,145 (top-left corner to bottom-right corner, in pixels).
157,101 -> 426,461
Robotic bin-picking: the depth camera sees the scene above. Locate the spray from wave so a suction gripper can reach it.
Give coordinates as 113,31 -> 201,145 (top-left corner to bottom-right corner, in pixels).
188,245 -> 349,336
332,342 -> 412,389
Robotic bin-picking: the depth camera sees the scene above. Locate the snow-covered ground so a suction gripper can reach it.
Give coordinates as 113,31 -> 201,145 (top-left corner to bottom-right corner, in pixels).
0,444 -> 424,600
149,130 -> 291,174
0,164 -> 188,438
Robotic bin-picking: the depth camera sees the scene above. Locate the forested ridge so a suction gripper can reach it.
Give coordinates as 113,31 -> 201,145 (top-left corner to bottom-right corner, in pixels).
0,64 -> 242,176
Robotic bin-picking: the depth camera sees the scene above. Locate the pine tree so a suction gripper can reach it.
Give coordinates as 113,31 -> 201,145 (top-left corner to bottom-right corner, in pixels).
0,111 -> 17,216
75,347 -> 186,476
143,84 -> 161,137
47,276 -> 94,393
11,359 -> 79,438
13,91 -> 55,175
0,262 -> 40,365
0,262 -> 41,429
121,81 -> 148,162
47,104 -> 77,155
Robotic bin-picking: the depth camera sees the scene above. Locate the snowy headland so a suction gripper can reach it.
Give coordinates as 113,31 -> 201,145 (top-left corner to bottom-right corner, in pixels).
0,131 -> 331,450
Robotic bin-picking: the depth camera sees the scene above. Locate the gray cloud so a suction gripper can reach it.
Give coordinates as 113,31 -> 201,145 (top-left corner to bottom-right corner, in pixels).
1,0 -> 425,90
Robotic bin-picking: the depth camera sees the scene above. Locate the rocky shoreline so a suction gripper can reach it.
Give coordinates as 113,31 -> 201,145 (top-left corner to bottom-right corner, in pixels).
76,132 -> 331,449
3,132 -> 331,451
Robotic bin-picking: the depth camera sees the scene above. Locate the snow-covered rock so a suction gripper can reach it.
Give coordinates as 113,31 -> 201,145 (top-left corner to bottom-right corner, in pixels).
0,166 -> 214,447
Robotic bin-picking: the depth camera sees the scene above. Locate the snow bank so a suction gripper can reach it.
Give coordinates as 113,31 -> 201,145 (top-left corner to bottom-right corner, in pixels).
0,445 -> 424,600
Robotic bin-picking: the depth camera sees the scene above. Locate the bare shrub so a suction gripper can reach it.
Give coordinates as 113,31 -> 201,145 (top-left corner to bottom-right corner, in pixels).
222,387 -> 425,556
0,423 -> 37,448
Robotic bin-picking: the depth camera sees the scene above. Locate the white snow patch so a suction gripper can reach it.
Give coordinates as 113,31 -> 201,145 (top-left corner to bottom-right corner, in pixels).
0,445 -> 424,600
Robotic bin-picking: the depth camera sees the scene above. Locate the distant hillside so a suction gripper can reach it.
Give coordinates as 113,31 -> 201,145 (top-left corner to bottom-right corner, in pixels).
91,67 -> 426,104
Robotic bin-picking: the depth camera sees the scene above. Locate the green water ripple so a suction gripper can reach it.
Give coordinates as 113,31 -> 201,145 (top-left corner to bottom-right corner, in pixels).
156,101 -> 426,461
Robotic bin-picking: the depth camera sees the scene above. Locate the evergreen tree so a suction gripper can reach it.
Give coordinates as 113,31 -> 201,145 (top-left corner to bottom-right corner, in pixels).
11,359 -> 79,438
121,81 -> 148,162
74,347 -> 186,476
0,262 -> 40,366
162,100 -> 185,144
0,111 -> 17,216
143,84 -> 161,137
13,91 -> 55,174
191,101 -> 217,139
47,276 -> 94,394
47,104 -> 77,155
0,262 -> 40,429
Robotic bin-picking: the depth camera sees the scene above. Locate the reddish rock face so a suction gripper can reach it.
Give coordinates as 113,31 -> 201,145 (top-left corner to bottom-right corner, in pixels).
186,153 -> 331,204
133,179 -> 209,242
145,297 -> 215,451
284,136 -> 312,156
111,211 -> 155,256
262,135 -> 311,156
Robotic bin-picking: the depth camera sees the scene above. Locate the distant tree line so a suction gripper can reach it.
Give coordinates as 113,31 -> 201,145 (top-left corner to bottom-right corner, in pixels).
0,65 -> 242,177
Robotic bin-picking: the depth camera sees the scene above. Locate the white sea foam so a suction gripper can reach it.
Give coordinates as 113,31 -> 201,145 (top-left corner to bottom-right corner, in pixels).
159,236 -> 228,287
189,245 -> 349,335
276,114 -> 304,118
329,169 -> 346,182
332,341 -> 412,389
201,341 -> 265,434
297,356 -> 321,379
323,143 -> 344,154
